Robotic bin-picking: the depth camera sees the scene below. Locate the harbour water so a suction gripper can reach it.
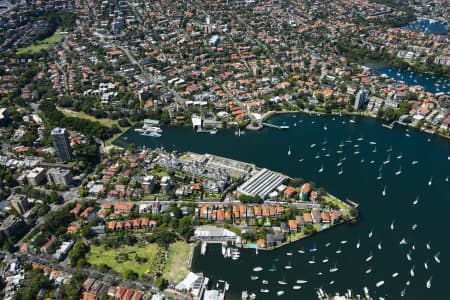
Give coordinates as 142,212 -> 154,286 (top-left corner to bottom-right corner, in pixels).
116,114 -> 450,299
401,19 -> 448,35
368,63 -> 450,95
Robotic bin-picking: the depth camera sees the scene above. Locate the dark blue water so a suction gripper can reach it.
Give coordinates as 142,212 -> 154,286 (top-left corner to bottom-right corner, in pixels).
368,64 -> 450,95
116,114 -> 450,299
402,19 -> 448,35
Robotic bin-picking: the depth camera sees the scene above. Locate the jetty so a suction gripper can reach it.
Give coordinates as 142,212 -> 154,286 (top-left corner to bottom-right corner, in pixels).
262,122 -> 289,130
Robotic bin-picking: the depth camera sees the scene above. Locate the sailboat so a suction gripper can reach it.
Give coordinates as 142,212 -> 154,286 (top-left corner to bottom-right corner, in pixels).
410,266 -> 415,277
395,166 -> 402,176
383,153 -> 391,164
411,160 -> 418,165
278,278 -> 288,285
338,167 -> 343,175
298,248 -> 305,254
426,242 -> 431,250
366,251 -> 373,262
369,230 -> 373,238
406,251 -> 412,261
400,238 -> 407,245
397,153 -> 403,159
413,196 -> 419,205
365,268 -> 372,274
392,272 -> 399,278
285,261 -> 293,269
401,288 -> 406,297
318,163 -> 324,173
377,242 -> 382,250
372,146 -> 377,153
426,276 -> 432,289
314,152 -> 320,159
424,261 -> 428,270
446,176 -> 449,182
376,281 -> 385,288
377,172 -> 382,180
390,220 -> 395,231
269,264 -> 277,272
411,224 -> 417,230
428,176 -> 433,186
335,247 -> 342,254
322,257 -> 329,263
308,256 -> 316,264
356,240 -> 360,249
434,252 -> 440,264
329,263 -> 338,273
324,124 -> 327,130
337,158 -> 343,167
288,146 -> 291,156
382,186 -> 386,197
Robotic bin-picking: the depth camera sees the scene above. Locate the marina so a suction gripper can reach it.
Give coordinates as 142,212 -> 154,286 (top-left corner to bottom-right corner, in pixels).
117,113 -> 450,300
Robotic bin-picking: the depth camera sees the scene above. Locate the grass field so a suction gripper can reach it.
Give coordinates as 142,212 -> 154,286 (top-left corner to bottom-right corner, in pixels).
87,244 -> 159,277
17,33 -> 67,55
58,107 -> 119,128
163,242 -> 193,282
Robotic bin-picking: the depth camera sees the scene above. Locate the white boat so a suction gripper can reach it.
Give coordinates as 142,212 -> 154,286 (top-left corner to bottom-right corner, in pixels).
324,125 -> 327,130
285,261 -> 293,269
366,252 -> 373,262
369,230 -> 373,238
410,266 -> 415,277
296,280 -> 308,284
329,264 -> 339,273
318,164 -> 324,173
262,280 -> 269,285
424,262 -> 428,270
338,167 -> 343,175
378,242 -> 382,250
390,220 -> 395,231
278,280 -> 288,285
358,136 -> 364,141
406,280 -> 411,286
276,291 -> 285,296
426,276 -> 432,289
253,267 -> 263,272
356,240 -> 360,249
428,176 -> 433,186
325,242 -> 331,247
434,252 -> 440,263
411,224 -> 417,230
288,146 -> 291,156
298,248 -> 305,254
260,289 -> 269,293
310,143 -> 316,148
426,242 -> 431,250
340,240 -> 347,244
413,196 -> 419,205
376,281 -> 385,288
250,276 -> 258,280
308,257 -> 316,264
446,176 -> 449,182
314,152 -> 320,159
411,160 -> 418,165
298,158 -> 304,162
382,186 -> 386,197
406,251 -> 412,261
392,272 -> 399,278
337,159 -> 343,167
400,238 -> 407,245
383,153 -> 391,164
365,268 -> 372,274
373,147 -> 377,153
336,248 -> 342,254
397,153 -> 403,159
329,280 -> 335,285
370,141 -> 377,145
292,285 -> 301,290
401,288 -> 406,297
395,166 -> 402,176
286,252 -> 293,256
322,257 -> 329,263
364,287 -> 370,299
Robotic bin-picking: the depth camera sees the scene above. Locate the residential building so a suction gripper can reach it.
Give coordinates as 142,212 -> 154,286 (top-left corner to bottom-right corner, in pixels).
51,127 -> 72,162
11,194 -> 30,214
354,89 -> 367,110
0,215 -> 25,237
46,168 -> 73,187
26,167 -> 46,186
142,176 -> 155,194
160,176 -> 171,195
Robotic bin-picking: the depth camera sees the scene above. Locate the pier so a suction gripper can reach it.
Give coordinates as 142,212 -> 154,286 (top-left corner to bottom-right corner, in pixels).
262,122 -> 290,130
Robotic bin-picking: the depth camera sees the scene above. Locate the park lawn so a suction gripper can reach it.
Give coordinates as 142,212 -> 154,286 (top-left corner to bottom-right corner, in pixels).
17,32 -> 67,55
87,244 -> 158,277
58,108 -> 119,128
321,194 -> 350,210
163,242 -> 193,282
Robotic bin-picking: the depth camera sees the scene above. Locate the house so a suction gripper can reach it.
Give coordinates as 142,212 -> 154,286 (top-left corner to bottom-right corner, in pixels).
321,212 -> 330,223
311,209 -> 322,224
288,220 -> 298,232
295,216 -> 305,227
303,212 -> 313,224
114,202 -> 134,214
284,186 -> 297,198
280,222 -> 289,234
257,239 -> 266,249
300,183 -> 311,201
331,211 -> 341,224
70,203 -> 82,217
40,235 -> 57,254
